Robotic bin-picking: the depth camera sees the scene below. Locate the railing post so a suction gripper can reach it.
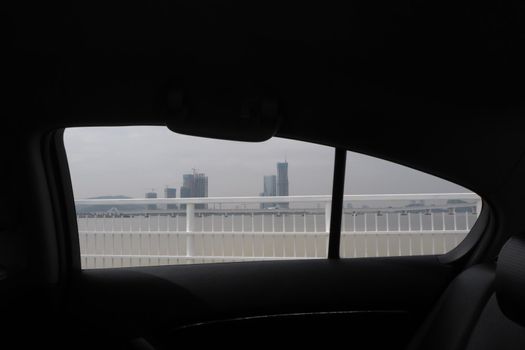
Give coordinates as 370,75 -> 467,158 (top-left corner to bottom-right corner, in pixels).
186,203 -> 195,257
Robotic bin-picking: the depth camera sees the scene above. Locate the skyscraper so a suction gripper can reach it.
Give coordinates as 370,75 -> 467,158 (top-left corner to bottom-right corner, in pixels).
264,175 -> 277,196
164,187 -> 177,210
277,161 -> 289,208
145,191 -> 157,210
182,174 -> 194,194
180,171 -> 209,209
194,173 -> 209,198
260,175 -> 277,209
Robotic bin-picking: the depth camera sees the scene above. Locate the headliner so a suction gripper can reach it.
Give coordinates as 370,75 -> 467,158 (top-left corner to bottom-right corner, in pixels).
4,1 -> 525,201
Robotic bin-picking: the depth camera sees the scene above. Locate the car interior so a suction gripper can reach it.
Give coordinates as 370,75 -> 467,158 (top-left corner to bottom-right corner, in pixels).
3,1 -> 525,349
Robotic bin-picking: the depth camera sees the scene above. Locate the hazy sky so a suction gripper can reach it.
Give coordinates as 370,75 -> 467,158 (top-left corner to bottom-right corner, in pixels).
64,126 -> 471,199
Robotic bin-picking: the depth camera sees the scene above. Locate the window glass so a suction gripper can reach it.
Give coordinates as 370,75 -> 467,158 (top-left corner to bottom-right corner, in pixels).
340,151 -> 481,258
64,126 -> 334,268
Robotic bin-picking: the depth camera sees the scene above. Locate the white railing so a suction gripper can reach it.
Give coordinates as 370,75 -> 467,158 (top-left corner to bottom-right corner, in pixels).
76,193 -> 481,268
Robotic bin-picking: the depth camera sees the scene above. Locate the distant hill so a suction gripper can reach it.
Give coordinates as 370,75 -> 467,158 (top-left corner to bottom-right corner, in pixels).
90,195 -> 131,200
75,195 -> 147,214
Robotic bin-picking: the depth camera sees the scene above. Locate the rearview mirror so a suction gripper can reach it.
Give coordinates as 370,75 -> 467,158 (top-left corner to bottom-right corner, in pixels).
164,86 -> 281,142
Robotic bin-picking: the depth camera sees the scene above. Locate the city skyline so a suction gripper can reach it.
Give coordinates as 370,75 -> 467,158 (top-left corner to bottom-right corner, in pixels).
64,127 -> 472,200
129,162 -> 291,203
258,161 -> 290,209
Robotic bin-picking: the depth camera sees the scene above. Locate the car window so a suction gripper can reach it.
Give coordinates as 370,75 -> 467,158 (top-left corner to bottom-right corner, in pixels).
64,127 -> 481,269
64,126 -> 335,268
340,151 -> 481,258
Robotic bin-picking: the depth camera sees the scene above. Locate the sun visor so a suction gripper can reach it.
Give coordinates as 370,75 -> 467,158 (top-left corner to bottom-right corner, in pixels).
164,84 -> 281,142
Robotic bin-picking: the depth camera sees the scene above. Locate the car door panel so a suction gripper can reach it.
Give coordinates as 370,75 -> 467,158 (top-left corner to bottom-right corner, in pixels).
70,256 -> 455,348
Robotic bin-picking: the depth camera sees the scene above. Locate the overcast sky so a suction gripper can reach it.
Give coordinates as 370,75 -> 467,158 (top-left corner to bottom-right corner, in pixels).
64,126 -> 471,199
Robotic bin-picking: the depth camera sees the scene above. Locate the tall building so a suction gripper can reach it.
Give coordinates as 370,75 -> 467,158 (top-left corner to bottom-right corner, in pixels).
164,187 -> 177,210
277,162 -> 289,208
182,174 -> 194,194
180,186 -> 192,198
180,171 -> 209,209
264,175 -> 277,196
260,175 -> 277,209
194,173 -> 209,198
145,191 -> 157,210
